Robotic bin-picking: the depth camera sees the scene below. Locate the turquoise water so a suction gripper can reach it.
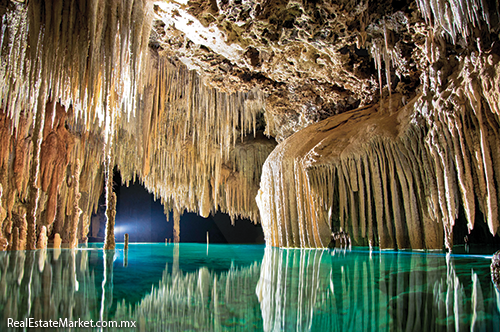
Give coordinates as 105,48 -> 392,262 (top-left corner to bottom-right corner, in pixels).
0,244 -> 499,331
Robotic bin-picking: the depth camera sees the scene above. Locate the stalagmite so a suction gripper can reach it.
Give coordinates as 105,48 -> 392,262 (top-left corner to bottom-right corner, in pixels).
10,227 -> 19,251
53,233 -> 61,249
80,213 -> 90,245
104,191 -> 117,250
36,226 -> 48,250
124,234 -> 129,250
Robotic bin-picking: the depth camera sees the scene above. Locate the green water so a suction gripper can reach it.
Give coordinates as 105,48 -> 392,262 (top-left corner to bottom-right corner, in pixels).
0,244 -> 499,331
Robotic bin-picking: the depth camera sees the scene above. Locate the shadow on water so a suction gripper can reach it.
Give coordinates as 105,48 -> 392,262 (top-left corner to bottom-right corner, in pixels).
0,244 -> 499,331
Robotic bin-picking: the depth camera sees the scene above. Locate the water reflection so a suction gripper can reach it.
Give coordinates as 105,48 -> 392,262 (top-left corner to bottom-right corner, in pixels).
0,246 -> 499,331
113,259 -> 263,331
257,248 -> 500,331
0,249 -> 99,331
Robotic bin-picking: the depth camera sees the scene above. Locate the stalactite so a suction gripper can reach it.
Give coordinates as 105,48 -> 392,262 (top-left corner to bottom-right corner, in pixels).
26,90 -> 46,251
104,189 -> 116,250
115,56 -> 273,225
40,102 -> 75,227
173,206 -> 181,243
258,49 -> 500,249
12,112 -> 30,196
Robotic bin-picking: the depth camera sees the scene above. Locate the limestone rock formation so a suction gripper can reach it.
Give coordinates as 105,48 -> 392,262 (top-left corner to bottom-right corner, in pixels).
0,0 -> 499,249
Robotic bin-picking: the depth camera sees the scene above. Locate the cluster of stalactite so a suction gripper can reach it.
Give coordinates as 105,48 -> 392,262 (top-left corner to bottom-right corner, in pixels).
0,0 -> 276,250
416,0 -> 499,44
0,0 -> 153,250
258,53 -> 500,249
257,95 -> 425,248
257,5 -> 500,249
113,260 -> 262,331
256,247 -> 499,331
2,0 -> 499,251
0,0 -> 152,129
0,102 -> 104,250
114,56 -> 275,223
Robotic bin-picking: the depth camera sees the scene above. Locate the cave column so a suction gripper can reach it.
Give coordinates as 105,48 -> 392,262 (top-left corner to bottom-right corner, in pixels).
104,100 -> 116,250
103,167 -> 116,250
173,206 -> 181,243
68,159 -> 82,248
103,106 -> 116,250
26,84 -> 47,250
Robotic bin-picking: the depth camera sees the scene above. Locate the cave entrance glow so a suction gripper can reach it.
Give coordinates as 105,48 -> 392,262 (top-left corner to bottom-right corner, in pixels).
88,172 -> 264,244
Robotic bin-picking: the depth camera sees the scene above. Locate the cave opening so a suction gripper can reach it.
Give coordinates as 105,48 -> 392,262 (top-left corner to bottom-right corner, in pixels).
452,198 -> 500,253
88,170 -> 264,244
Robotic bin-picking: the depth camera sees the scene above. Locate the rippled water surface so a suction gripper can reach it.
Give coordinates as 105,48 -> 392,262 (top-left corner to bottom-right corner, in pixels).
0,243 -> 499,331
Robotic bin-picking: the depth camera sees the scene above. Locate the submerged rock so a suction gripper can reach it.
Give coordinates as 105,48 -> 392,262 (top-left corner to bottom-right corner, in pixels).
492,251 -> 500,290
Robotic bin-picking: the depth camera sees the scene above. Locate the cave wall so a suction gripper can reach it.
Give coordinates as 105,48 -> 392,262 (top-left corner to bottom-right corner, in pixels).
256,0 -> 500,249
257,48 -> 500,249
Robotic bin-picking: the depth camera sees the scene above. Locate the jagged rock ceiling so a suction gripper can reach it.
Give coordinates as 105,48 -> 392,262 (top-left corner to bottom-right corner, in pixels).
0,0 -> 499,250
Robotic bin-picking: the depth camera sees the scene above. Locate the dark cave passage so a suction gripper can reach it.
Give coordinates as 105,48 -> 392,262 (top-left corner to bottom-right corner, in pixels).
89,171 -> 264,244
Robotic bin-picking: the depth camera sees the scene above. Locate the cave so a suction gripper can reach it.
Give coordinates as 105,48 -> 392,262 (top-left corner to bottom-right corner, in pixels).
1,0 -> 500,330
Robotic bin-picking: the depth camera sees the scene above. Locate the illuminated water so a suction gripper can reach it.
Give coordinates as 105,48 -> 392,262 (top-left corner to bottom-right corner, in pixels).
0,244 -> 499,331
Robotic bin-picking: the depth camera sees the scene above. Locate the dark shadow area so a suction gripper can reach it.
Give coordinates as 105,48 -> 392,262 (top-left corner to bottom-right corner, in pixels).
89,170 -> 264,244
180,211 -> 265,244
453,200 -> 500,254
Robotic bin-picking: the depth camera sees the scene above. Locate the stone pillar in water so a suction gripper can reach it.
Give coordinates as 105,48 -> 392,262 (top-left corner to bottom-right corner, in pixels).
124,233 -> 129,250
173,207 -> 180,243
104,191 -> 116,250
104,139 -> 116,250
